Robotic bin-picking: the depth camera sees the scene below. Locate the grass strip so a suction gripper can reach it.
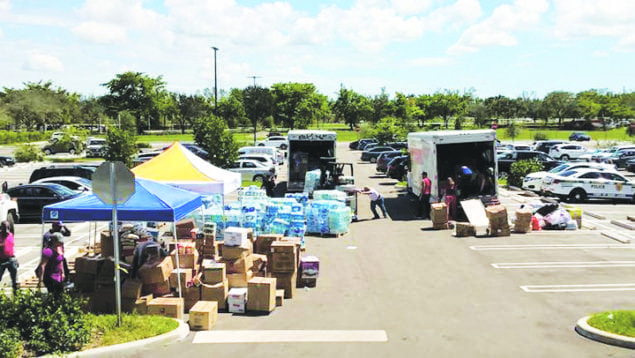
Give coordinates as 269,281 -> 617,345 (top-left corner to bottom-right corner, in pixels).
82,314 -> 179,350
587,310 -> 635,338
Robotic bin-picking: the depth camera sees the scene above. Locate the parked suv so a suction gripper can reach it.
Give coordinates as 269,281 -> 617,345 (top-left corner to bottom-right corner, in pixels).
86,138 -> 107,158
533,140 -> 568,153
548,144 -> 590,161
569,132 -> 591,141
600,148 -> 635,168
29,164 -> 97,183
42,137 -> 85,155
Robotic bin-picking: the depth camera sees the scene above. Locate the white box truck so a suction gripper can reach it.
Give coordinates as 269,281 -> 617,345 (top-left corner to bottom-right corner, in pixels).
408,130 -> 498,203
287,130 -> 337,192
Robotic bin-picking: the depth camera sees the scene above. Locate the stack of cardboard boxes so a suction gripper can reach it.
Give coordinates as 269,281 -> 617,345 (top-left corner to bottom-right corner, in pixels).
72,224 -> 320,330
486,205 -> 511,237
513,208 -> 533,233
431,202 -> 449,230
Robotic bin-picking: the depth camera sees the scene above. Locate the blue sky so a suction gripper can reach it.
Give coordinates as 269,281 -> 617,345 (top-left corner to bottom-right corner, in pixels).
0,0 -> 634,100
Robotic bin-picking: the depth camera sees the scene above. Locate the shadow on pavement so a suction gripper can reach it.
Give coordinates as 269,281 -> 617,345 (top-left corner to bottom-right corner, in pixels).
384,188 -> 420,221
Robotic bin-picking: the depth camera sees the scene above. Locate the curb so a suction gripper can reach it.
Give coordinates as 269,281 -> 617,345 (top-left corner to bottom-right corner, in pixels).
575,316 -> 635,349
67,319 -> 190,358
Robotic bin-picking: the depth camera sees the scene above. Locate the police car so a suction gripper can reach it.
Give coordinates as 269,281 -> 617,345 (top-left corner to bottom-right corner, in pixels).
522,162 -> 617,192
542,168 -> 635,203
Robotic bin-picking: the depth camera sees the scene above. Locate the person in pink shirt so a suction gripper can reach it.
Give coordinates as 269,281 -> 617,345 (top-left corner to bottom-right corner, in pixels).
37,232 -> 68,295
0,220 -> 18,292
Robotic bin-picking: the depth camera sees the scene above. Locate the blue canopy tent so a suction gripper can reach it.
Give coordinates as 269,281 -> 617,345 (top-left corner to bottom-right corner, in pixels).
42,178 -> 203,222
41,178 -> 204,301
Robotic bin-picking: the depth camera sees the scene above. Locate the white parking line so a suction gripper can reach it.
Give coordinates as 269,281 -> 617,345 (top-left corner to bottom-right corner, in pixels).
521,283 -> 635,293
192,330 -> 388,344
470,244 -> 635,251
492,261 -> 635,269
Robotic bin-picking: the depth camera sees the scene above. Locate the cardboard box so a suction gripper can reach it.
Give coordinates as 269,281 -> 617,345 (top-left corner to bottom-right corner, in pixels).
227,271 -> 254,288
142,280 -> 171,296
183,286 -> 201,312
255,234 -> 282,254
513,208 -> 533,233
189,301 -> 218,330
176,218 -> 196,240
170,249 -> 199,269
251,254 -> 268,274
147,297 -> 184,319
247,277 -> 276,313
74,255 -> 103,275
220,255 -> 253,274
300,255 -> 319,279
134,294 -> 153,314
270,241 -> 297,273
169,268 -> 193,291
454,222 -> 476,237
224,227 -> 252,246
95,257 -> 116,284
222,239 -> 252,260
121,279 -> 143,299
271,271 -> 296,299
138,257 -> 174,284
100,231 -> 114,258
200,279 -> 228,310
74,272 -> 96,292
431,203 -> 448,224
275,289 -> 284,306
432,222 -> 450,230
201,260 -> 226,284
227,288 -> 247,314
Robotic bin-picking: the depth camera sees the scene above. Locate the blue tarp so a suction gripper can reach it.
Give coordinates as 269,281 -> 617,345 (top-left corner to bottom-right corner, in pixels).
42,178 -> 203,222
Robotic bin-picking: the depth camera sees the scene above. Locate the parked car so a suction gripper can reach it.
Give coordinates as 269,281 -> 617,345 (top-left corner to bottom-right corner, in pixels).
361,146 -> 398,162
375,151 -> 402,173
360,142 -> 381,151
385,142 -> 408,150
0,193 -> 19,226
257,136 -> 288,150
349,138 -> 377,150
548,143 -> 590,161
86,138 -> 108,158
590,145 -> 635,163
513,145 -> 531,151
227,159 -> 276,184
522,162 -> 617,192
29,164 -> 97,183
33,176 -> 92,194
132,151 -> 163,166
6,183 -> 80,221
497,150 -> 562,175
238,154 -> 277,167
533,140 -> 568,154
42,137 -> 85,155
626,158 -> 635,173
387,155 -> 408,180
0,156 -> 15,167
600,148 -> 635,168
542,168 -> 634,203
569,132 -> 591,141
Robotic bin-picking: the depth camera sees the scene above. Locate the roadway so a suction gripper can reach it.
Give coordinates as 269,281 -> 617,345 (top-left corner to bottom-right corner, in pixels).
1,141 -> 634,357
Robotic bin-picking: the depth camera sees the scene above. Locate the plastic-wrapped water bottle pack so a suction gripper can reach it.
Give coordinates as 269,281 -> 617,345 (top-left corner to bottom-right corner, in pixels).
306,200 -> 351,235
313,189 -> 347,202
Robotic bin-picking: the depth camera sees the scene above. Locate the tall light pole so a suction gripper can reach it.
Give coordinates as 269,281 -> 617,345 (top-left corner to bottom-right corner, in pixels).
211,46 -> 219,114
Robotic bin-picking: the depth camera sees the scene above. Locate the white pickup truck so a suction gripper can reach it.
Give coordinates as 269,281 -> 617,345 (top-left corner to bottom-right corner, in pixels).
0,193 -> 19,226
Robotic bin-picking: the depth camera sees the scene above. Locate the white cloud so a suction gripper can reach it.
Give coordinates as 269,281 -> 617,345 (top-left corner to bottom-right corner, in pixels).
0,0 -> 10,12
23,50 -> 64,72
448,0 -> 549,54
424,0 -> 482,32
72,21 -> 127,44
390,0 -> 435,15
553,0 -> 635,53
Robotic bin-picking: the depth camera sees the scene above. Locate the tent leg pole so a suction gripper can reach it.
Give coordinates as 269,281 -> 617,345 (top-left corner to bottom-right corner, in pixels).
173,221 -> 182,300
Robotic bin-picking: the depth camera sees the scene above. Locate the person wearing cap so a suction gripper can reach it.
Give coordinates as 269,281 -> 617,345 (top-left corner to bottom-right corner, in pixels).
42,221 -> 71,248
37,232 -> 69,295
358,186 -> 388,220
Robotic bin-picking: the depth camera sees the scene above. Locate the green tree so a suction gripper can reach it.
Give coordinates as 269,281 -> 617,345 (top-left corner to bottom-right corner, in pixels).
217,88 -> 247,128
105,126 -> 137,168
468,101 -> 490,127
372,117 -> 406,143
429,91 -> 469,129
332,86 -> 372,130
271,82 -> 324,130
192,114 -> 239,168
243,86 -> 273,144
543,91 -> 576,126
100,72 -> 166,134
371,89 -> 395,124
175,93 -> 210,134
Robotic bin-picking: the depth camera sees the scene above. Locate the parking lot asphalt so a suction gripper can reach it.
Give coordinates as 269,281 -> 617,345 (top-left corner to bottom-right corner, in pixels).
2,141 -> 634,357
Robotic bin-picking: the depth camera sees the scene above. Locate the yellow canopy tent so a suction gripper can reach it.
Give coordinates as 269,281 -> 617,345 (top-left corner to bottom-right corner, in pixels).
132,142 -> 241,195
